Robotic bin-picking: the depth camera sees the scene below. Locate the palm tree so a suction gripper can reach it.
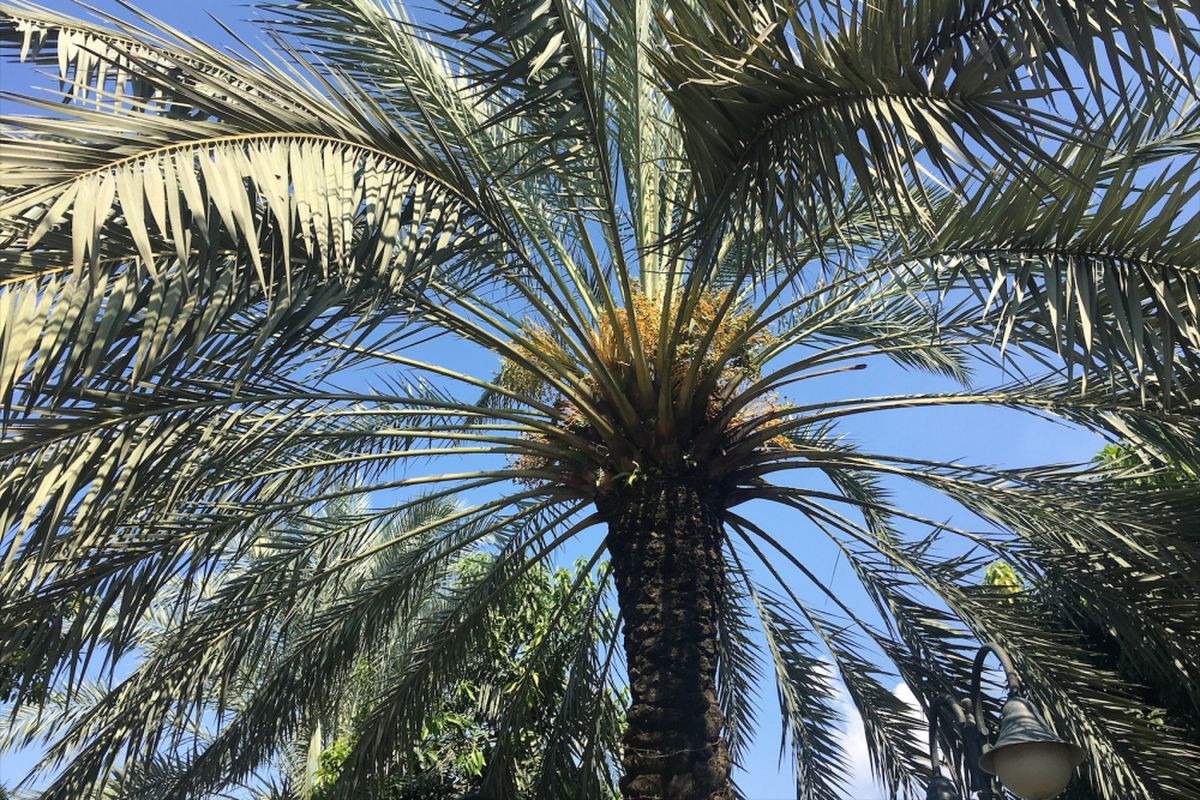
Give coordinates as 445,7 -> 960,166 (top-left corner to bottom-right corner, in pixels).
1,0 -> 1199,798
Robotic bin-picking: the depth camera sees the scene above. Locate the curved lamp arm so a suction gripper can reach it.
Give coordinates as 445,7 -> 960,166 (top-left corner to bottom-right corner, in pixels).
928,693 -> 969,773
928,690 -> 995,798
970,642 -> 1023,736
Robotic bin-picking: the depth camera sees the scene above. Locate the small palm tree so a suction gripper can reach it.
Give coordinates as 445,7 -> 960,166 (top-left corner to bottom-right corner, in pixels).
2,0 -> 1199,798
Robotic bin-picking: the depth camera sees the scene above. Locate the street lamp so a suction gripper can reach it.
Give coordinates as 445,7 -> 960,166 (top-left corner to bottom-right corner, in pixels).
925,643 -> 1086,800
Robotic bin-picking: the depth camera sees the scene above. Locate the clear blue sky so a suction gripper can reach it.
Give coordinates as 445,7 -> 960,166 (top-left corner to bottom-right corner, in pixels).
0,3 -> 1107,797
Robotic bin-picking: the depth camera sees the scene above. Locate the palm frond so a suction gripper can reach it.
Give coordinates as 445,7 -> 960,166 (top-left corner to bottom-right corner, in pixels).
906,0 -> 1200,112
654,0 -> 1074,242
901,134 -> 1200,404
726,530 -> 928,797
713,558 -> 762,770
744,585 -> 849,800
922,545 -> 1200,800
758,471 -> 1200,798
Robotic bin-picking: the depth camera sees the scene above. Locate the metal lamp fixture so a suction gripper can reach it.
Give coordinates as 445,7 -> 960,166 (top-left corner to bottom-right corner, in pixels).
979,696 -> 1086,798
924,643 -> 1086,800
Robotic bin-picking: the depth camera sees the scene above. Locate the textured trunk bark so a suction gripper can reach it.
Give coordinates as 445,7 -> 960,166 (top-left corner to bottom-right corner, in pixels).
598,477 -> 732,800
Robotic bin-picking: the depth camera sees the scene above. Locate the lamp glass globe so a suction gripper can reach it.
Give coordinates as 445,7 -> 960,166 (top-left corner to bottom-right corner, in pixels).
991,741 -> 1076,799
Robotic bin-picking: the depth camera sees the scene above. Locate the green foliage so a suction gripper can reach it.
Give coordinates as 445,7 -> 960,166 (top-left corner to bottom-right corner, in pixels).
307,555 -> 621,800
982,561 -> 1023,601
312,736 -> 355,796
1095,443 -> 1199,487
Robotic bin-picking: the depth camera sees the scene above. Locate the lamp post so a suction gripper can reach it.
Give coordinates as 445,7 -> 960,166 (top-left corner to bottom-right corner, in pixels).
925,643 -> 1086,800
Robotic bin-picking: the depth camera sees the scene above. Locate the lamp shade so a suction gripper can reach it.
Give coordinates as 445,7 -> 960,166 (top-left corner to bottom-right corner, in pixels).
978,696 -> 1086,799
924,775 -> 962,800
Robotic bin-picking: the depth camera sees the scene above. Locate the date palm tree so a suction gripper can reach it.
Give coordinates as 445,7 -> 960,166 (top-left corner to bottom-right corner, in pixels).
2,0 -> 1199,798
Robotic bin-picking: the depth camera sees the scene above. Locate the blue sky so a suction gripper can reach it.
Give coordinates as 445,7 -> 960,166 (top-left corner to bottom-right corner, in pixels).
0,3 -> 1110,797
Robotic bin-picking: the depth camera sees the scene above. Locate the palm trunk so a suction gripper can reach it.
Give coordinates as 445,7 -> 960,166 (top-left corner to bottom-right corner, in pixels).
599,477 -> 732,800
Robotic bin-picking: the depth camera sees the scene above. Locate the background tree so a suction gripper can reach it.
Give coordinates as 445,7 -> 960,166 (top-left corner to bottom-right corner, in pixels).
2,1 -> 1200,799
2,502 -> 624,799
986,447 -> 1200,800
1094,443 -> 1198,486
306,554 -> 624,800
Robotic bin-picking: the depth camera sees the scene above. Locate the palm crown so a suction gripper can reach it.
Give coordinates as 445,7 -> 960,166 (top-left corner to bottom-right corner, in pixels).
1,0 -> 1199,798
